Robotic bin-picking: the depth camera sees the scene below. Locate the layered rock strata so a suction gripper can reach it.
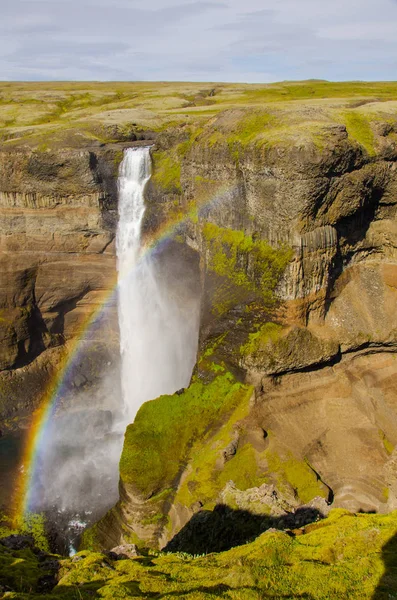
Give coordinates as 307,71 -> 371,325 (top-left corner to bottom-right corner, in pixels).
93,117 -> 397,549
1,107 -> 397,550
0,147 -> 121,418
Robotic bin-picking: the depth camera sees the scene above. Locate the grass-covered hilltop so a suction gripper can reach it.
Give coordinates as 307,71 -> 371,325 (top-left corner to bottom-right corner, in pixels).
2,80 -> 397,150
2,80 -> 397,598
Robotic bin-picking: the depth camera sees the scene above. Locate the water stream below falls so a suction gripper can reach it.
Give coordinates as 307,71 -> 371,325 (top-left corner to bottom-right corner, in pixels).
3,147 -> 200,553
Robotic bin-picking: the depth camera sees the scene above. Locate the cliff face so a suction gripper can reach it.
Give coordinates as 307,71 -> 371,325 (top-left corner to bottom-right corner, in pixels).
1,85 -> 397,552
0,145 -> 122,419
95,104 -> 397,550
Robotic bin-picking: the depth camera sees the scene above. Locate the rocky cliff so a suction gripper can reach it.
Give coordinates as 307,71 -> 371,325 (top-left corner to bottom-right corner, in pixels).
1,82 -> 397,552
0,144 -> 126,420
93,97 -> 397,550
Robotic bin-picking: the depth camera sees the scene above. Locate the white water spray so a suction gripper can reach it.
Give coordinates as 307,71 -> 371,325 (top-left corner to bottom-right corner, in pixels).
116,147 -> 199,421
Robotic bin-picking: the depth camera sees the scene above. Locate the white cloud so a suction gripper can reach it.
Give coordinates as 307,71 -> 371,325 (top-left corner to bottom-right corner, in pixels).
1,0 -> 397,81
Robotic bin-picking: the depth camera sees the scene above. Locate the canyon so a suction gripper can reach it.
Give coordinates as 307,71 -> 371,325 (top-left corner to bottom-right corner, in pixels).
1,82 -> 397,565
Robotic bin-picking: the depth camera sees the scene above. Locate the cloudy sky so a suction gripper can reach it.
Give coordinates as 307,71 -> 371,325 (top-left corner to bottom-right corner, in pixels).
2,0 -> 397,82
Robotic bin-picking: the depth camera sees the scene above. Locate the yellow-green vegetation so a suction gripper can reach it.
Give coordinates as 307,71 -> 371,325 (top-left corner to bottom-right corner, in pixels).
0,511 -> 49,552
203,223 -> 292,315
1,80 -> 397,150
343,110 -> 376,155
79,522 -> 102,553
240,322 -> 284,357
265,451 -> 328,504
174,385 -> 255,509
119,371 -> 253,497
151,150 -> 181,192
3,509 -> 397,598
0,543 -> 54,595
226,111 -> 275,147
205,110 -> 277,156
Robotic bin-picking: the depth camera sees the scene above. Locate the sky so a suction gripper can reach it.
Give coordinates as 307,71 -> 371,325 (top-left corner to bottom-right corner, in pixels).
2,0 -> 397,82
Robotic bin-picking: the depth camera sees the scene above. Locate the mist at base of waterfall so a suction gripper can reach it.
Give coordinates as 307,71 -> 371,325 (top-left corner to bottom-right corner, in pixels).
29,363 -> 124,553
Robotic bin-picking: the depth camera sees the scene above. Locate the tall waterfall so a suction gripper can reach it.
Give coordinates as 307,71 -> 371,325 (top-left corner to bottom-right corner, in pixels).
116,147 -> 199,421
26,146 -> 200,553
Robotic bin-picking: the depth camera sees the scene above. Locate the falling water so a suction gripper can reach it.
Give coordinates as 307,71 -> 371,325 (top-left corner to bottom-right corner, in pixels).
24,146 -> 200,552
116,146 -> 199,420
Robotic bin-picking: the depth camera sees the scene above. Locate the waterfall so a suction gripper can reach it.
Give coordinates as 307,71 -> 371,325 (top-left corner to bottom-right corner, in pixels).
26,146 -> 200,553
116,147 -> 198,421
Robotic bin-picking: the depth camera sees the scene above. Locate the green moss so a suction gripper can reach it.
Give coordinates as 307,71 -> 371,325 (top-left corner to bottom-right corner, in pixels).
20,513 -> 50,552
141,513 -> 164,526
80,522 -> 102,552
176,127 -> 204,157
0,512 -> 50,553
174,387 -> 255,508
119,371 -> 253,498
151,150 -> 181,193
240,322 -> 283,357
113,148 -> 124,168
266,451 -> 327,504
202,223 -> 292,315
4,509 -> 397,599
343,111 -> 376,155
0,545 -> 45,594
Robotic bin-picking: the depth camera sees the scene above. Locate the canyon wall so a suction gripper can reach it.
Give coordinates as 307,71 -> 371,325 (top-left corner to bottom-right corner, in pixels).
0,144 -> 122,419
94,111 -> 397,550
1,102 -> 397,550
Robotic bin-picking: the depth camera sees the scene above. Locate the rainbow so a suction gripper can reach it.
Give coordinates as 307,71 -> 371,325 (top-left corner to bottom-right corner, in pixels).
12,177 -> 233,525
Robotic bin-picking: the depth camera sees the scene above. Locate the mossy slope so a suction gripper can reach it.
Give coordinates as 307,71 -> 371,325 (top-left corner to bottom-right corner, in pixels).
2,509 -> 397,598
119,372 -> 253,497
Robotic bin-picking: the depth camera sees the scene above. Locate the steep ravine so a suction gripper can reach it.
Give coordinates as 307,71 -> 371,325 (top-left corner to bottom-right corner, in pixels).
1,107 -> 397,554
93,116 -> 397,551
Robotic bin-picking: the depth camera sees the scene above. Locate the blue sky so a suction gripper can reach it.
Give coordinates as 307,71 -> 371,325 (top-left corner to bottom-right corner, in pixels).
2,0 -> 397,81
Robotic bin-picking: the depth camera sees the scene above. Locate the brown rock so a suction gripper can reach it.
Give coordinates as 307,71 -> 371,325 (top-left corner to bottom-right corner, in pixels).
108,544 -> 140,560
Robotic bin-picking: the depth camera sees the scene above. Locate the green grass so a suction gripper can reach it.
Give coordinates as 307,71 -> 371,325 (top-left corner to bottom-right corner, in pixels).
224,111 -> 277,163
240,80 -> 397,103
3,509 -> 397,598
0,80 -> 397,149
343,111 -> 376,155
